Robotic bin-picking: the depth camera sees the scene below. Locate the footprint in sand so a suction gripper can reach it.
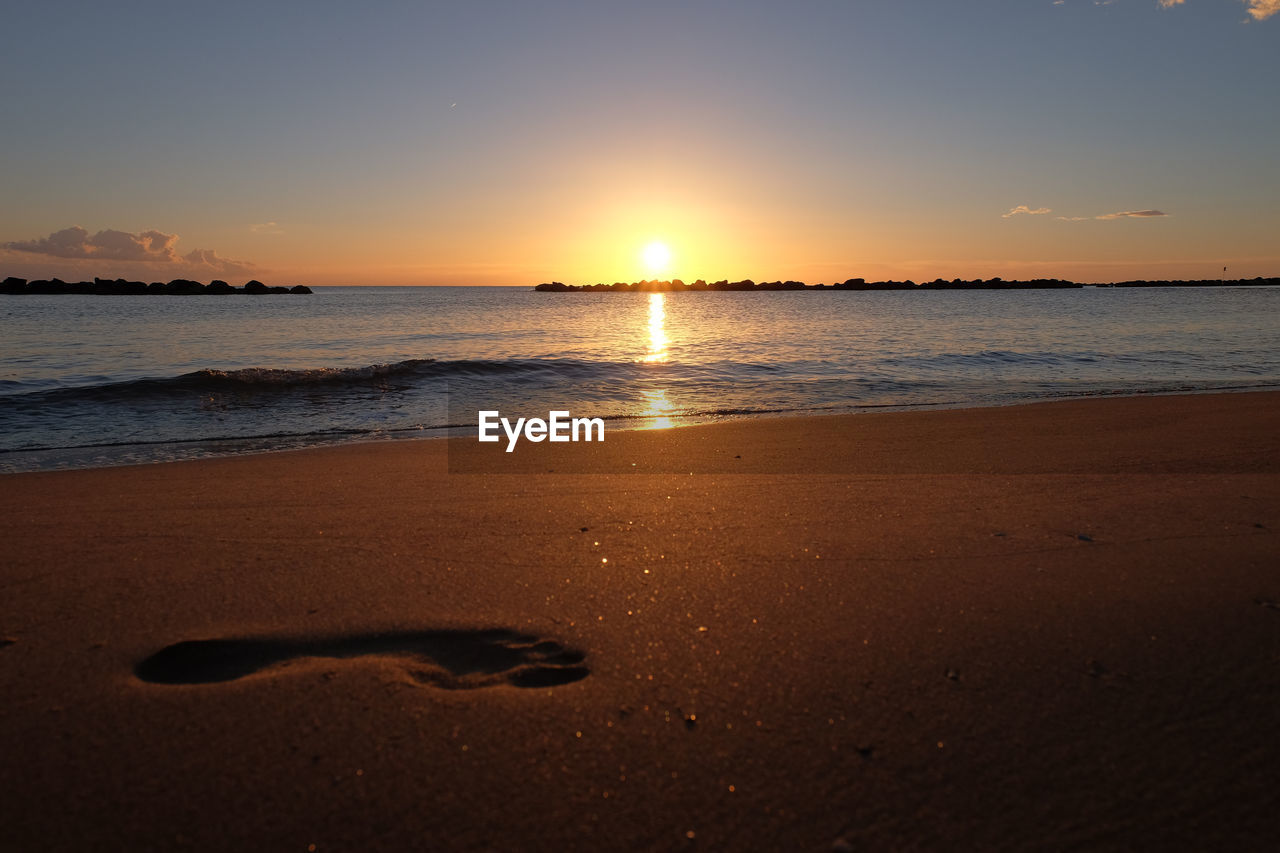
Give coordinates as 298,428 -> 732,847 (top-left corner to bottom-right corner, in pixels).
135,628 -> 589,688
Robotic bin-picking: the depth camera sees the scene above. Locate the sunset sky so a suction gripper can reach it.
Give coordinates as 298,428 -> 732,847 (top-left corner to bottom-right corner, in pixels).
1,0 -> 1277,286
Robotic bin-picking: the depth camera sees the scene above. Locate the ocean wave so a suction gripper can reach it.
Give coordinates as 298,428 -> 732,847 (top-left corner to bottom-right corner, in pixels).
882,350 -> 1111,368
878,348 -> 1269,371
0,357 -> 620,405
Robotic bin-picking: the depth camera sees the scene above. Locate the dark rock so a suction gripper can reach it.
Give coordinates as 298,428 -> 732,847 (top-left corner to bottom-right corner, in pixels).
524,275 -> 1264,294
206,280 -> 236,294
93,277 -> 146,295
289,285 -> 313,294
833,278 -> 867,290
243,280 -> 269,294
2,277 -> 29,294
164,279 -> 206,295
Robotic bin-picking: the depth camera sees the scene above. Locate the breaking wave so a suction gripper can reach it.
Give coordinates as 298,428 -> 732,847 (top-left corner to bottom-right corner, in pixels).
0,358 -> 615,404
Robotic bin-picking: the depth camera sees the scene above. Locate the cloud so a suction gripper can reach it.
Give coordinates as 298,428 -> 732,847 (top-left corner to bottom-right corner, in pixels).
1002,205 -> 1053,218
182,248 -> 257,276
250,221 -> 284,235
5,226 -> 179,261
1157,0 -> 1278,19
1056,216 -> 1092,222
3,226 -> 254,276
1245,0 -> 1280,20
1096,209 -> 1168,219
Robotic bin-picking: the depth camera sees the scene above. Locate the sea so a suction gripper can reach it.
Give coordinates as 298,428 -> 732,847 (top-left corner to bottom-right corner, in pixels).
2,285 -> 1278,472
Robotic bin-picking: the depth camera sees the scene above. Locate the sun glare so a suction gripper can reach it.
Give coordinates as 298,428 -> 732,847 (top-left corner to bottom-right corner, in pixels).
641,241 -> 672,275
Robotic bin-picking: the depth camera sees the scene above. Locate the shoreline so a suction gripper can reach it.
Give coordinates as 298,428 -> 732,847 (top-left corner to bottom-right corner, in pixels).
2,390 -> 1277,850
4,383 -> 1279,475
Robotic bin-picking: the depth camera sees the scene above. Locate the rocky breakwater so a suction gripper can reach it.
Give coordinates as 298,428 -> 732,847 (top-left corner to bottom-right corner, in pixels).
535,276 -> 1280,292
0,277 -> 312,295
534,277 -> 1085,292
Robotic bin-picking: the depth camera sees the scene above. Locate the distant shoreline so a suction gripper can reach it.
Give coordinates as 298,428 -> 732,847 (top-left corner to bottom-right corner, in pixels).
1,276 -> 311,295
536,276 -> 1280,292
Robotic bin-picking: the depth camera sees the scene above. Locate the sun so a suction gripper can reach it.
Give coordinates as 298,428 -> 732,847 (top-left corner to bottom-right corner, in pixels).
641,241 -> 672,276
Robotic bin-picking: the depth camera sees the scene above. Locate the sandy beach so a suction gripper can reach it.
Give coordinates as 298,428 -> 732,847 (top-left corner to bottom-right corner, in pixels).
2,391 -> 1278,851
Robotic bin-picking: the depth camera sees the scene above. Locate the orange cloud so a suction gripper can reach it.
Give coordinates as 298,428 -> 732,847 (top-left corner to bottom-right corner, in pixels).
6,226 -> 178,261
4,226 -> 255,275
1245,0 -> 1280,19
1158,0 -> 1278,20
1002,205 -> 1053,218
1095,209 -> 1167,219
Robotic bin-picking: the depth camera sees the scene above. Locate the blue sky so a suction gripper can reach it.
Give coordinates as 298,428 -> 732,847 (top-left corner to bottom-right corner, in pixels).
1,0 -> 1276,284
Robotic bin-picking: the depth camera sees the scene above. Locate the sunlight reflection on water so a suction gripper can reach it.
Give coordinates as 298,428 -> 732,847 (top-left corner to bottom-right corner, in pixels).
639,293 -> 676,428
642,293 -> 668,364
638,387 -> 675,430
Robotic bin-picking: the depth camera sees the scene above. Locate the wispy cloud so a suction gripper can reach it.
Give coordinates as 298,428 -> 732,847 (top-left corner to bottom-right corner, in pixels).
1002,205 -> 1053,218
1156,0 -> 1279,20
250,221 -> 284,235
4,226 -> 255,275
1052,209 -> 1169,221
182,248 -> 256,276
1095,209 -> 1168,219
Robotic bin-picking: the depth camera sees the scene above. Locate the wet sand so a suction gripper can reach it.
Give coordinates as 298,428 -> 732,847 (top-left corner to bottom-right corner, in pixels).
1,391 -> 1278,851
